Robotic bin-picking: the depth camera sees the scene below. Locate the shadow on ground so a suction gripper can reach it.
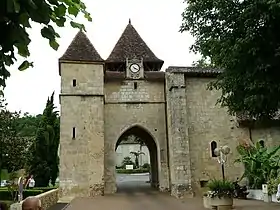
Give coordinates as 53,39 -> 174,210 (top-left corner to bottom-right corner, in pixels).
48,203 -> 68,210
116,173 -> 155,195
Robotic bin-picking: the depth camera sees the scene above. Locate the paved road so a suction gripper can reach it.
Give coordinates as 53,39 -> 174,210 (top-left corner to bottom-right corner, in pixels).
116,173 -> 150,193
49,174 -> 280,210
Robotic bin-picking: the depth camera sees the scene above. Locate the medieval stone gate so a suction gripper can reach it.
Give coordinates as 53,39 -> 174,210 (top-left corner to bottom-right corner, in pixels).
58,20 -> 268,200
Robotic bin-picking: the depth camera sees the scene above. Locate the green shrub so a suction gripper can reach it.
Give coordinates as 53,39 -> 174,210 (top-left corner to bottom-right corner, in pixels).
206,179 -> 234,198
0,189 -> 44,200
0,200 -> 14,207
142,163 -> 150,169
235,142 -> 280,189
116,168 -> 149,174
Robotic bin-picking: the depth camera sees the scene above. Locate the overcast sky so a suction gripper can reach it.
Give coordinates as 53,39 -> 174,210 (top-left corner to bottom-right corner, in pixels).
4,0 -> 199,115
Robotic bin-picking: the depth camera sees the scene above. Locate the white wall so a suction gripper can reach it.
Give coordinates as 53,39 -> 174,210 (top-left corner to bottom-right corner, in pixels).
116,144 -> 150,167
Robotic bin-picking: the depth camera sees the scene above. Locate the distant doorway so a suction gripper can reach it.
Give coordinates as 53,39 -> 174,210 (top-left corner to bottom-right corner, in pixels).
115,125 -> 159,193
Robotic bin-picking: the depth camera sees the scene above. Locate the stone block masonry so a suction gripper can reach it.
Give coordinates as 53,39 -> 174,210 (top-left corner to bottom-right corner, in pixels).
165,72 -> 193,198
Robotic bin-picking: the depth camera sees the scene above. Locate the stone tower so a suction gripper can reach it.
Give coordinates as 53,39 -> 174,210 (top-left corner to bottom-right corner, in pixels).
59,31 -> 105,198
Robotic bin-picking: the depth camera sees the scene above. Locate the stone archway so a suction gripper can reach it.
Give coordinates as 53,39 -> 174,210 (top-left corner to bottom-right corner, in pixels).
115,125 -> 159,190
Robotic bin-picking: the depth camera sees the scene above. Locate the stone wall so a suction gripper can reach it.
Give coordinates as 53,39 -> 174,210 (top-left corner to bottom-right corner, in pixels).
250,127 -> 280,147
185,77 -> 248,193
10,189 -> 59,210
103,79 -> 170,194
165,72 -> 192,198
59,62 -> 105,198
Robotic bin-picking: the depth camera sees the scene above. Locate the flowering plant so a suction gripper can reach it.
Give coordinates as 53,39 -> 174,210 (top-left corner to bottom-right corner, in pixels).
206,179 -> 235,198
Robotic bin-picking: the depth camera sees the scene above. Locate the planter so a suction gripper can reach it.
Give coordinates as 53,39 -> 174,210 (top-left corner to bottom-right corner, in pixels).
203,196 -> 211,209
210,196 -> 233,207
272,194 -> 280,203
263,194 -> 272,203
247,189 -> 263,201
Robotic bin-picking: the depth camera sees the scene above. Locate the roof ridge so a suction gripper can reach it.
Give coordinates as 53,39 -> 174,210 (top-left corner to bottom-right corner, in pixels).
59,30 -> 104,62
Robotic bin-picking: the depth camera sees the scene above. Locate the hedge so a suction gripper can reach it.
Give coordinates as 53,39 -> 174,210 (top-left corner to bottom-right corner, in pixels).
0,187 -> 57,200
0,189 -> 43,200
116,168 -> 149,174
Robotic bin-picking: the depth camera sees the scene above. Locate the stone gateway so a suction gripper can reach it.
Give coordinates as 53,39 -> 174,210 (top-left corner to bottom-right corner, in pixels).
58,21 -> 280,199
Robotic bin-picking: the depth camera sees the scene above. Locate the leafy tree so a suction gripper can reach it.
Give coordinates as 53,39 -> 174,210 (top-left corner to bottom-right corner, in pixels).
192,56 -> 215,68
181,0 -> 280,120
27,92 -> 59,187
130,151 -> 145,169
0,97 -> 28,183
15,113 -> 42,137
0,0 -> 92,89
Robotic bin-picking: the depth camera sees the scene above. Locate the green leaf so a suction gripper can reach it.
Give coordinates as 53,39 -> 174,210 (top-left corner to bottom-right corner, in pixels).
41,26 -> 56,40
3,55 -> 14,66
49,40 -> 59,50
70,21 -> 84,30
6,0 -> 14,13
27,0 -> 37,9
18,61 -> 33,71
19,13 -> 31,28
54,17 -> 66,27
54,4 -> 67,17
68,5 -> 79,16
84,12 -> 92,22
15,43 -> 30,57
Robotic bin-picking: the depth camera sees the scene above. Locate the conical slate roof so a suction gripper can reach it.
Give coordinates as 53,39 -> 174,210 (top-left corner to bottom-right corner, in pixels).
106,21 -> 163,64
59,31 -> 104,62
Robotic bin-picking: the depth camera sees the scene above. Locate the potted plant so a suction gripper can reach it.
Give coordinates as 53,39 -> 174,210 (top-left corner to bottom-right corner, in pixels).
268,177 -> 280,202
206,179 -> 234,209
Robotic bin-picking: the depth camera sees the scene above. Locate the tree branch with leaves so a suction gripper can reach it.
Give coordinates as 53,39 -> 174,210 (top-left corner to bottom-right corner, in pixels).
181,0 -> 280,120
0,0 -> 92,89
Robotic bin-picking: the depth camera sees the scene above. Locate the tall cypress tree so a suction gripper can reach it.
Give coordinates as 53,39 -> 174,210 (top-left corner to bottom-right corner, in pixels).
27,92 -> 59,187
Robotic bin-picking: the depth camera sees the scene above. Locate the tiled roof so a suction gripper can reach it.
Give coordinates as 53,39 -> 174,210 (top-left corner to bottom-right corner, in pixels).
59,31 -> 104,62
166,66 -> 223,77
106,21 -> 163,65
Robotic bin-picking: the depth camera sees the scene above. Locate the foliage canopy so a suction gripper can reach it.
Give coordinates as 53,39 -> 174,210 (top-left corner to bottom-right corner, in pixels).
181,0 -> 280,119
0,0 -> 91,89
27,92 -> 60,187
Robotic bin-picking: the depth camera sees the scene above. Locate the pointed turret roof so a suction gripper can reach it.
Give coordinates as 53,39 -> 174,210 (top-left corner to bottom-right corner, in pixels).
59,31 -> 104,62
106,21 -> 163,64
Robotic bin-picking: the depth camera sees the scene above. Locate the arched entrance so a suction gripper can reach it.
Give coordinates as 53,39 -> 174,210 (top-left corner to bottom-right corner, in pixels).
115,125 -> 159,192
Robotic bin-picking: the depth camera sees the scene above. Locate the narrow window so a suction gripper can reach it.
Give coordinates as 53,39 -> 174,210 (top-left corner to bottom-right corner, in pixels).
211,141 -> 217,157
259,140 -> 265,148
134,82 -> 137,90
73,79 -> 77,87
72,127 -> 76,139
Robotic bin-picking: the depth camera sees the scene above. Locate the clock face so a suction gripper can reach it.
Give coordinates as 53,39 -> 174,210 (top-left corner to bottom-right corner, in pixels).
130,63 -> 140,73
